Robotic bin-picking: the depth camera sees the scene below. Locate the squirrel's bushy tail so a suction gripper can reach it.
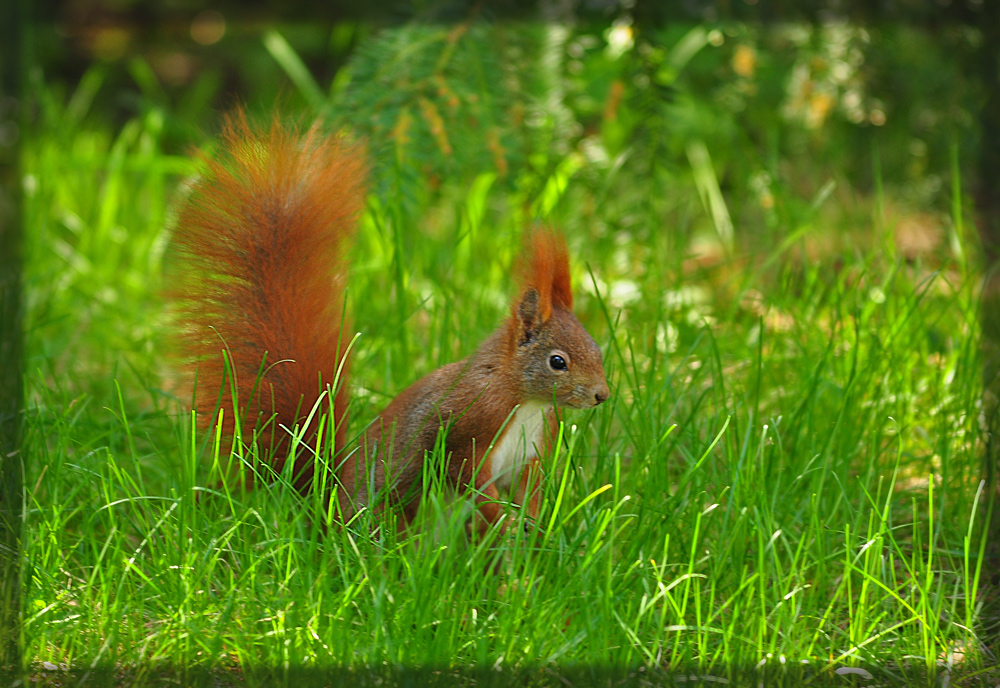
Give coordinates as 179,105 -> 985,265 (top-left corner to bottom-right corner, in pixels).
171,112 -> 367,489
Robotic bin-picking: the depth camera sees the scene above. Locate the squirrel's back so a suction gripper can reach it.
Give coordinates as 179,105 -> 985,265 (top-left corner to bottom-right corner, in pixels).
170,113 -> 368,488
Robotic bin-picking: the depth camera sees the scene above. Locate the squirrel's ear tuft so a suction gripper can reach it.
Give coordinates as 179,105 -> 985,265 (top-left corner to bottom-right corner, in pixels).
516,227 -> 573,324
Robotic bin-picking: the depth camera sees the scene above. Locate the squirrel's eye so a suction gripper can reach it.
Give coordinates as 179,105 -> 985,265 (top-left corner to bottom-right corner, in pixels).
549,354 -> 568,371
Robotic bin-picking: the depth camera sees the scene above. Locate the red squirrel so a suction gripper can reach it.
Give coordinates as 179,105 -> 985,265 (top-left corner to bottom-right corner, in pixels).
171,114 -> 609,535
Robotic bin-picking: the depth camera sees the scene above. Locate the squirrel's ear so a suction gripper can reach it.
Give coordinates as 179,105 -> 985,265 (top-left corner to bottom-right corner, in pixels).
516,288 -> 545,345
518,228 -> 573,317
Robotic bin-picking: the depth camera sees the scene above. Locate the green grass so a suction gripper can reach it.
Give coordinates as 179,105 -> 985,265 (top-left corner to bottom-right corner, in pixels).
16,42 -> 997,688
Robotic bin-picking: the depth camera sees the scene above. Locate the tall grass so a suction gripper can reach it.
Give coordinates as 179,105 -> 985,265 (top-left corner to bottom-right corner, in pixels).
16,56 -> 995,688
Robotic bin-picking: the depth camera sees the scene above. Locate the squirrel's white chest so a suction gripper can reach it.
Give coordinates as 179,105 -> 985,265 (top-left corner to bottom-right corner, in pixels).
489,401 -> 549,491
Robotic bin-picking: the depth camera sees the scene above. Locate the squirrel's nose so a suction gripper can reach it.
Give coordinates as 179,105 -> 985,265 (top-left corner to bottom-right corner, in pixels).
594,384 -> 610,406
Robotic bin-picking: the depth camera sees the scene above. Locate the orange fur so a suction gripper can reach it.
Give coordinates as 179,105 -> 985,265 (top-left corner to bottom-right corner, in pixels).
169,121 -> 609,534
516,228 -> 573,322
170,112 -> 367,489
